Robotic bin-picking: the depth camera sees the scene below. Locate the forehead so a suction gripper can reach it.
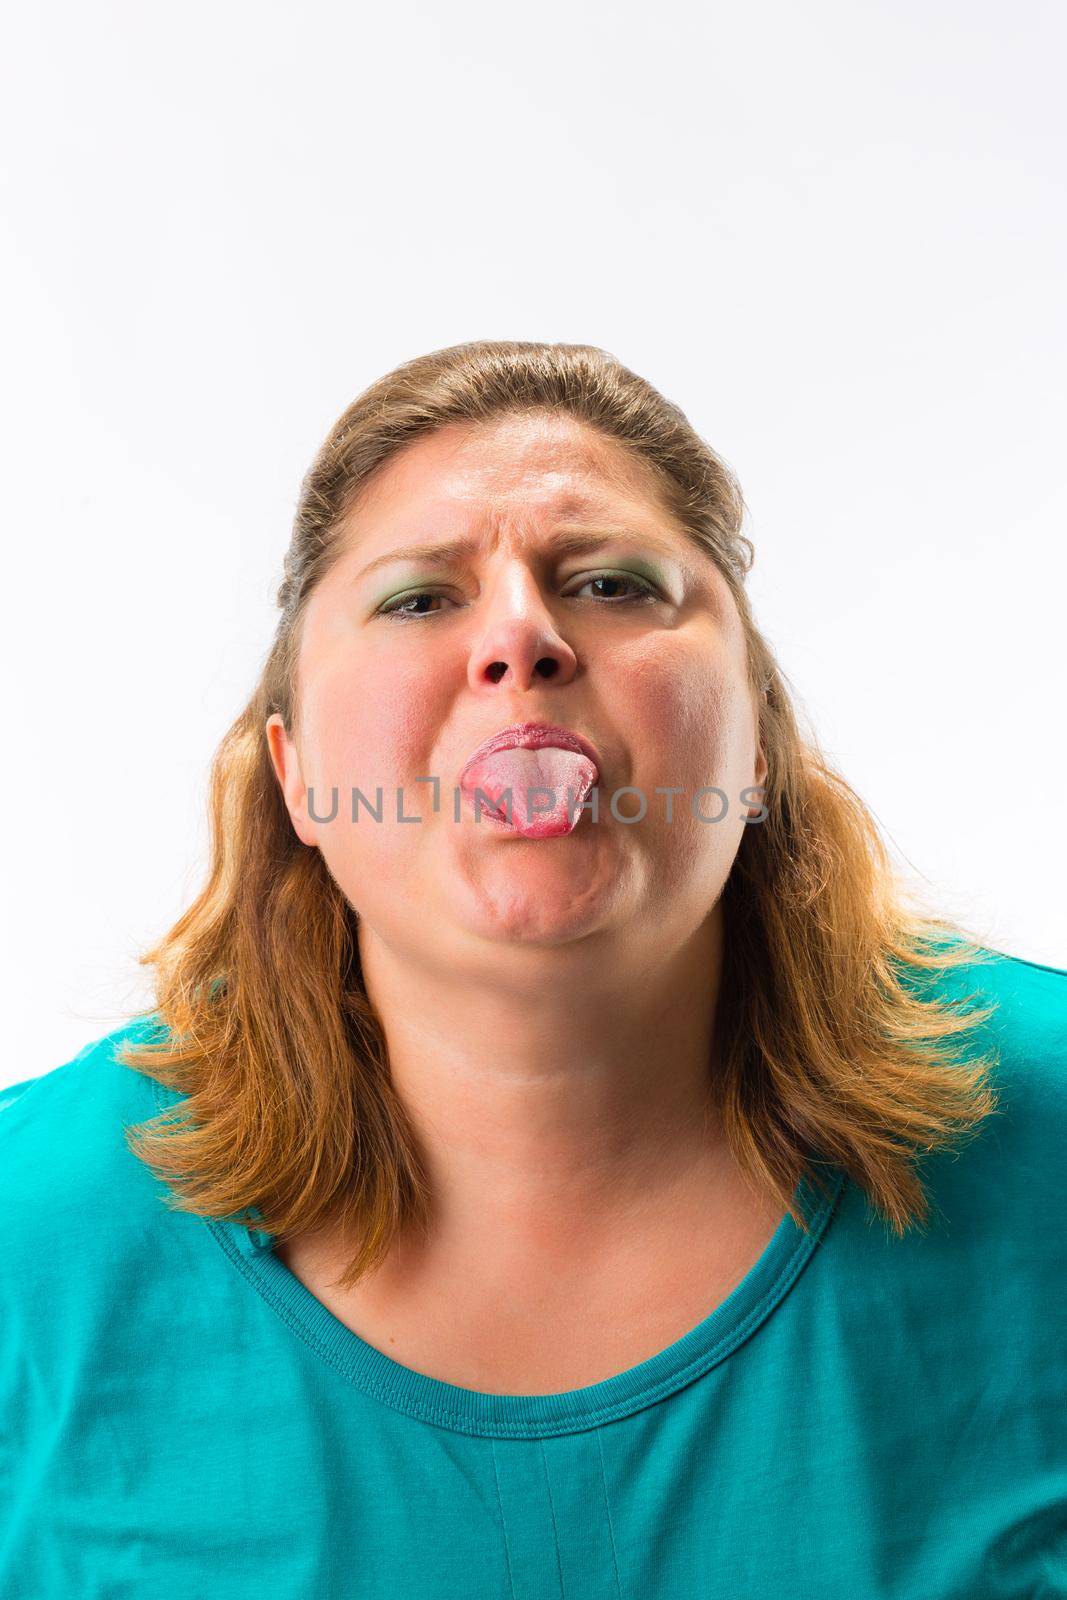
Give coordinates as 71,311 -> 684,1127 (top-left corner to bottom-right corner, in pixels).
345,412 -> 679,532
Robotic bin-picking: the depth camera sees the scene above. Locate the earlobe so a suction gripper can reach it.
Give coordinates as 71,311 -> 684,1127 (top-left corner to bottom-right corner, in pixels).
748,743 -> 769,819
265,714 -> 319,848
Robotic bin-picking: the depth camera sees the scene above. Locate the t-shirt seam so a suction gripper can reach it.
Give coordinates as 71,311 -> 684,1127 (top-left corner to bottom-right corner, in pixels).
595,1429 -> 624,1598
538,1438 -> 567,1596
489,1439 -> 519,1600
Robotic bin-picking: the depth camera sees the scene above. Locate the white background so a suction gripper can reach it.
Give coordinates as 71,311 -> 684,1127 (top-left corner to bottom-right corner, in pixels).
2,0 -> 1064,1087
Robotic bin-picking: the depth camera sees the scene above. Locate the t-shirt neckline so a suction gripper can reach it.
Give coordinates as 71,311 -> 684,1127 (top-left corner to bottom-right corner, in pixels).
154,1076 -> 845,1439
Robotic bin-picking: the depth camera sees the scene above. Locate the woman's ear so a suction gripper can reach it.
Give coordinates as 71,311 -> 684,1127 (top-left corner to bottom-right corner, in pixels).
755,684 -> 769,787
265,714 -> 320,848
749,693 -> 769,817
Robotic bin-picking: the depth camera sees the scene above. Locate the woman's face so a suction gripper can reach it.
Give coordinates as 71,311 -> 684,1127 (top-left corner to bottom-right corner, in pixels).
267,412 -> 766,977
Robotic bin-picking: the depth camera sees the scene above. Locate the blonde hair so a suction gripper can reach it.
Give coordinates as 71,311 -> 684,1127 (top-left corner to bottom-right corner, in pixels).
118,339 -> 1002,1290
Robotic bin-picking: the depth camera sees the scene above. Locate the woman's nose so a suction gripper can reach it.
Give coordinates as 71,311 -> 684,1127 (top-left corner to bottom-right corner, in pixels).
465,562 -> 579,690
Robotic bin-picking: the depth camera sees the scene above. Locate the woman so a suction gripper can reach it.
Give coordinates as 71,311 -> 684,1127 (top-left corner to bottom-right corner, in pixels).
2,340 -> 1064,1598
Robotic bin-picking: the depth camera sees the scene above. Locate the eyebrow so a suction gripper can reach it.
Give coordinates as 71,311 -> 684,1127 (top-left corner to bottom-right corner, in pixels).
353,527 -> 697,583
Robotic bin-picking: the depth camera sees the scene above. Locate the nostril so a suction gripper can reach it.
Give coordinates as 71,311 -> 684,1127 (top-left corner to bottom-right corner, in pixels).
485,658 -> 559,683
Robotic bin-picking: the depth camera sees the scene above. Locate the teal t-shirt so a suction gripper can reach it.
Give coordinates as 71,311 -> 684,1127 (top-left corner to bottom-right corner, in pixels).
1,948 -> 1065,1598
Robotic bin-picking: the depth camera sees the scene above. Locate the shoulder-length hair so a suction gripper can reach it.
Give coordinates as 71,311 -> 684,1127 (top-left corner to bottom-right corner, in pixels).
118,339 -> 1002,1290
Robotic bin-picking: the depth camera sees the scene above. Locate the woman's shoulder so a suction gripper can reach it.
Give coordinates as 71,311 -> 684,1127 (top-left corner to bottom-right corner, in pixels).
909,944 -> 1067,1229
0,1015 -> 172,1272
934,943 -> 1067,1093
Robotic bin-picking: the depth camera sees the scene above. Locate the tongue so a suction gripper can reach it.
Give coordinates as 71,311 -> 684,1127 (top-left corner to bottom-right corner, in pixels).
462,747 -> 598,836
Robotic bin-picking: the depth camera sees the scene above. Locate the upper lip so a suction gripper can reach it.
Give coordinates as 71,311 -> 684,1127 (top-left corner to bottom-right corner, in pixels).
460,721 -> 602,785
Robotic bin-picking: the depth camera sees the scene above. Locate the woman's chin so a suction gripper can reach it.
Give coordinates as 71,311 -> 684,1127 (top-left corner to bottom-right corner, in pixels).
445,847 -> 636,948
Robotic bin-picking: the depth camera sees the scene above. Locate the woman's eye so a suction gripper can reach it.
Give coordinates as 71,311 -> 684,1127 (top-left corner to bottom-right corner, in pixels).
376,590 -> 451,619
376,571 -> 662,622
569,572 -> 661,604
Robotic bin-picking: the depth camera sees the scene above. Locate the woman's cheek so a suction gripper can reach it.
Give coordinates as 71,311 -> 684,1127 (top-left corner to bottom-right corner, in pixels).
621,647 -> 728,788
302,665 -> 391,785
304,663 -> 453,822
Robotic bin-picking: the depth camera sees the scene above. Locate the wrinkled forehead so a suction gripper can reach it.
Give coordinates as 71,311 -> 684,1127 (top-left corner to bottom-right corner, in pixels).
343,412 -> 681,535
